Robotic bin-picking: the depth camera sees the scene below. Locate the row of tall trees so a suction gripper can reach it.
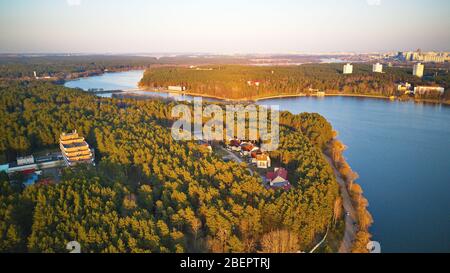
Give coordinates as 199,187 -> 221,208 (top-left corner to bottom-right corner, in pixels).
327,139 -> 373,253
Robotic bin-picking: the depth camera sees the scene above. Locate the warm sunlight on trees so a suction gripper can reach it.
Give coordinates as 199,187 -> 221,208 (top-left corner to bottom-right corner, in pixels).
260,230 -> 299,253
333,197 -> 343,226
0,80 -> 342,253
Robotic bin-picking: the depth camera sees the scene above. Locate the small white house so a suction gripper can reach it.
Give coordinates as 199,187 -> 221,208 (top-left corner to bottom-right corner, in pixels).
256,154 -> 271,169
168,86 -> 186,92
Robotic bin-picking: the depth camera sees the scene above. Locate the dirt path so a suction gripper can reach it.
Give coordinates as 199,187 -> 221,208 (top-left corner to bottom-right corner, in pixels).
324,155 -> 358,253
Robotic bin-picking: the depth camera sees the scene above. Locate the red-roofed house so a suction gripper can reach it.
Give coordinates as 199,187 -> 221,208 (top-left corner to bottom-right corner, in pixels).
229,139 -> 241,147
241,144 -> 254,152
250,151 -> 259,159
267,167 -> 287,181
228,139 -> 242,151
266,167 -> 291,190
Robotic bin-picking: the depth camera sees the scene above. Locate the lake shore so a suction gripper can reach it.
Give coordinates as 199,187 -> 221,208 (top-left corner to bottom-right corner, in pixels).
136,87 -> 450,105
56,67 -> 148,85
323,140 -> 374,253
323,153 -> 358,253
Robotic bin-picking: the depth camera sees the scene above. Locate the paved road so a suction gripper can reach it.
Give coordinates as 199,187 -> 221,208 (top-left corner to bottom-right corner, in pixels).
219,147 -> 253,176
324,155 -> 358,253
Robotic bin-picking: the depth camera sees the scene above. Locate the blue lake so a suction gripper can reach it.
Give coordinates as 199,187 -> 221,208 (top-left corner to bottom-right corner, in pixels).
257,96 -> 450,253
64,70 -> 145,92
65,70 -> 450,253
64,70 -> 215,101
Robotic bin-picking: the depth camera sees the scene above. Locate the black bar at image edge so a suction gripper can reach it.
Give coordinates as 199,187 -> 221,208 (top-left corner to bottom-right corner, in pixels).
1,253 -> 447,272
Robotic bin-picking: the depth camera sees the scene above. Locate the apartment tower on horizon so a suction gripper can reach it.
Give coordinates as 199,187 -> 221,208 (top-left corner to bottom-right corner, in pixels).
413,63 -> 424,78
343,63 -> 353,74
373,63 -> 383,73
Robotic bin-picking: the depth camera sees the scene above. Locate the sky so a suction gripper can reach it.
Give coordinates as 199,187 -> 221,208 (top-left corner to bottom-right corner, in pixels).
0,0 -> 449,54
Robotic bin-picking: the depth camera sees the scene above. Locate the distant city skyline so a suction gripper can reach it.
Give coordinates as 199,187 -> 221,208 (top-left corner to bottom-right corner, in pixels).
0,0 -> 449,54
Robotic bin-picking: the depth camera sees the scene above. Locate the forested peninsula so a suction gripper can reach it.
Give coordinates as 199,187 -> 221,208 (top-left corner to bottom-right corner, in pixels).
0,80 -> 371,253
139,64 -> 450,103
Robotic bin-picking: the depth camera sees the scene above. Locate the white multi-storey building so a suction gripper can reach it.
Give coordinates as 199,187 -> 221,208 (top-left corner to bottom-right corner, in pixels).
399,51 -> 450,63
343,63 -> 353,74
413,63 -> 424,78
372,63 -> 383,73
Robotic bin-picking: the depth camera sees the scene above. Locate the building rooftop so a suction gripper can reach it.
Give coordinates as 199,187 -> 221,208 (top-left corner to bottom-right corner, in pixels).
267,167 -> 288,181
60,131 -> 94,166
256,154 -> 270,161
61,140 -> 90,149
60,130 -> 81,141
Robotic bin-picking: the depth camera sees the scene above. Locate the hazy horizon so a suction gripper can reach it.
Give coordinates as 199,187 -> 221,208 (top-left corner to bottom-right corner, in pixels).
1,0 -> 449,54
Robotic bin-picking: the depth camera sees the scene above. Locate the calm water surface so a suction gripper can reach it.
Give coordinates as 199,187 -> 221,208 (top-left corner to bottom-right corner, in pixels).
64,70 -> 217,101
257,96 -> 450,253
64,70 -> 145,92
65,70 -> 450,253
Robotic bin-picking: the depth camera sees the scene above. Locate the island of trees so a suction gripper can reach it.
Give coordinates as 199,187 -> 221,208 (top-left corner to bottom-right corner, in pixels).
0,79 -> 372,253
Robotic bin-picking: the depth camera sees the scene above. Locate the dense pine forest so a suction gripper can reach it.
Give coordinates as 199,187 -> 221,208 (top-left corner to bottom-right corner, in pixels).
0,80 -> 352,253
0,55 -> 251,80
0,55 -> 161,79
139,64 -> 450,102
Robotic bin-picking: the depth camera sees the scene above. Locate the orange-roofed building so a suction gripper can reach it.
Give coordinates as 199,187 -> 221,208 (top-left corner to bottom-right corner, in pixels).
256,154 -> 271,169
